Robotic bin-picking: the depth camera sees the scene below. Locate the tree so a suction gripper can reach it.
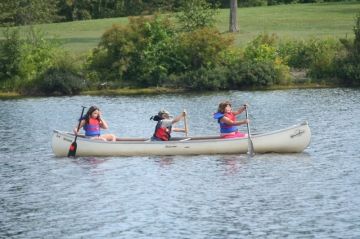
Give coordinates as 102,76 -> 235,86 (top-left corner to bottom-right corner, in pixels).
0,0 -> 60,26
229,0 -> 238,32
0,0 -> 17,26
0,29 -> 22,82
176,0 -> 218,32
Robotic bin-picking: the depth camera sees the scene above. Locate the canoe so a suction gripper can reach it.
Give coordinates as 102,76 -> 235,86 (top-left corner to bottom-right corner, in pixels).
51,121 -> 311,157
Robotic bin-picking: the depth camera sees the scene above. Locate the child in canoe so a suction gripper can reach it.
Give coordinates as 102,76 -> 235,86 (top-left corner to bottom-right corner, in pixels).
74,106 -> 116,142
150,109 -> 187,141
213,101 -> 249,139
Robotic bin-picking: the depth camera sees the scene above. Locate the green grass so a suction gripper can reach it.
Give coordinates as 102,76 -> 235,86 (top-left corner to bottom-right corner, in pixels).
1,2 -> 359,53
217,2 -> 360,45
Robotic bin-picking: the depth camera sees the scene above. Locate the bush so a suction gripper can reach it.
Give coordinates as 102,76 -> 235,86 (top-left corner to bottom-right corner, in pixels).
172,67 -> 229,91
27,68 -> 86,95
334,59 -> 360,86
0,28 -> 23,90
176,0 -> 219,32
173,28 -> 234,71
87,15 -> 176,87
240,0 -> 267,7
241,33 -> 291,86
0,27 -> 63,92
278,38 -> 340,71
228,60 -> 278,88
329,12 -> 360,86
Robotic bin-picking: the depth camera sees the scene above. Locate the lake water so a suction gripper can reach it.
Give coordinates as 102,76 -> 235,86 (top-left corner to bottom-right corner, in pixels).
1,88 -> 360,238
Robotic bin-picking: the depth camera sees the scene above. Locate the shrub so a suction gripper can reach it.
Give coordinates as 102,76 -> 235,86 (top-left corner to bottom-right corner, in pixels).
176,0 -> 219,32
242,33 -> 291,85
173,27 -> 234,71
278,38 -> 340,71
240,0 -> 267,7
0,28 -> 23,90
172,67 -> 229,91
332,12 -> 360,86
336,62 -> 360,86
0,27 -> 62,92
228,60 -> 278,88
87,15 -> 176,87
24,52 -> 86,95
28,68 -> 85,95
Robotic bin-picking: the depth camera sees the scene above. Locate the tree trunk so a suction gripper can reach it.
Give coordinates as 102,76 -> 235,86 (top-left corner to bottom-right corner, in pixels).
229,0 -> 238,32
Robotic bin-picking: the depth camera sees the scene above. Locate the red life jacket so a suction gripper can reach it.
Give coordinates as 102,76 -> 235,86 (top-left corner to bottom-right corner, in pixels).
83,118 -> 101,136
153,120 -> 172,141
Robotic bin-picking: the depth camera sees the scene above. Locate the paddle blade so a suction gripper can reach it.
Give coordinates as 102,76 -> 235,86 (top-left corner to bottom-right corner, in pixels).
67,141 -> 77,157
248,138 -> 255,157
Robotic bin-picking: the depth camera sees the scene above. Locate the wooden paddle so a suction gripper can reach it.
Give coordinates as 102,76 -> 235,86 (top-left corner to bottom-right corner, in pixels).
245,105 -> 255,156
68,106 -> 86,157
184,109 -> 188,137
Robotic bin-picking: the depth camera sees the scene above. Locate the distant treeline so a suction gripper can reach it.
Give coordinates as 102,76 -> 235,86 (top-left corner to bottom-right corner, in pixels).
0,0 -> 354,26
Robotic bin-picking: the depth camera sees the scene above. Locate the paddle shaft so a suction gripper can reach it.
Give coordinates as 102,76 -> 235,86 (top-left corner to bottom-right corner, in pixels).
68,106 -> 86,157
184,109 -> 188,137
245,105 -> 255,156
74,106 -> 86,141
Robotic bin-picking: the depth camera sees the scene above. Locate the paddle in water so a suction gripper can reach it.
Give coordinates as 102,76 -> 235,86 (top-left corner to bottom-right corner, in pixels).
245,105 -> 255,156
68,106 -> 86,157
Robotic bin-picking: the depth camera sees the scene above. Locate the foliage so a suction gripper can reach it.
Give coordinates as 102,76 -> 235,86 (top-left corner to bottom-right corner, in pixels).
176,0 -> 219,32
58,0 -> 185,21
0,0 -> 60,26
172,67 -> 230,91
87,14 -> 236,90
34,69 -> 85,96
335,12 -> 360,86
87,15 -> 176,87
0,27 -> 67,92
240,0 -> 268,7
228,60 -> 280,88
2,4 -> 360,95
1,0 -> 358,26
243,33 -> 291,84
173,28 -> 234,71
244,33 -> 278,60
245,42 -> 277,63
0,28 -> 22,86
307,39 -> 340,79
279,38 -> 336,68
278,38 -> 340,80
18,29 -> 59,84
24,52 -> 86,95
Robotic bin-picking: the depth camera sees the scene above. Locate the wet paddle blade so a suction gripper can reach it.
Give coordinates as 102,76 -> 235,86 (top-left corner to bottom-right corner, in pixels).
67,141 -> 77,157
248,138 -> 255,157
245,105 -> 255,157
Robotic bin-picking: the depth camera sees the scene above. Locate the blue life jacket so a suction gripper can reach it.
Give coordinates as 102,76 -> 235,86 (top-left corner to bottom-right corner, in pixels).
83,118 -> 101,136
213,112 -> 238,134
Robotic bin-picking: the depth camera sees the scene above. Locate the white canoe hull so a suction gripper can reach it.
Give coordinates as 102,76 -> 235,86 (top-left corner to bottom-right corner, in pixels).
52,122 -> 311,157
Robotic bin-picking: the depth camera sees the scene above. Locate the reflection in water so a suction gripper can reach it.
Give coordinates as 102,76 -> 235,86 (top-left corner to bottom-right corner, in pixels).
76,157 -> 109,167
154,157 -> 175,167
217,155 -> 247,175
72,157 -> 110,175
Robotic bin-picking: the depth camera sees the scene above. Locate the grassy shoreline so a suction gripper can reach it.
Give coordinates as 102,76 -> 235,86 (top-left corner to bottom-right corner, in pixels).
0,83 -> 340,99
1,2 -> 358,98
